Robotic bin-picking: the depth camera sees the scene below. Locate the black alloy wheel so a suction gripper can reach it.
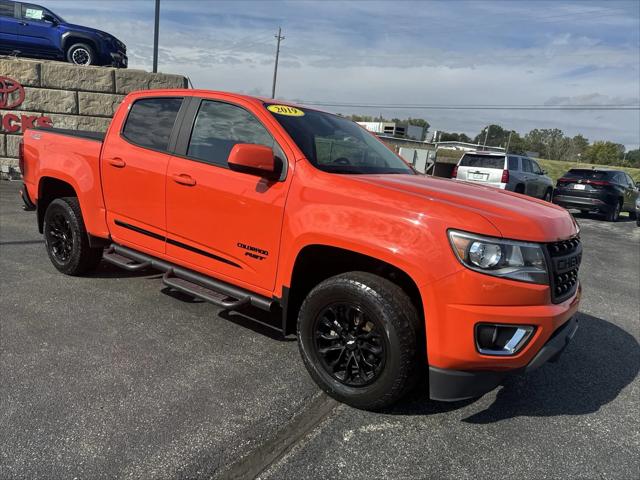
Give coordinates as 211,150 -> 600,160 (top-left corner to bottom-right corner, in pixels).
297,272 -> 420,410
45,212 -> 74,263
313,303 -> 386,387
43,197 -> 103,275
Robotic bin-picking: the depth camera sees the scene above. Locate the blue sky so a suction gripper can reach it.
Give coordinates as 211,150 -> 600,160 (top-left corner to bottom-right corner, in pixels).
46,0 -> 640,148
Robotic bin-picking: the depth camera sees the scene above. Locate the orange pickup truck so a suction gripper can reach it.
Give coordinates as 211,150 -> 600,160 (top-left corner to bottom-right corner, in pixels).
19,90 -> 582,410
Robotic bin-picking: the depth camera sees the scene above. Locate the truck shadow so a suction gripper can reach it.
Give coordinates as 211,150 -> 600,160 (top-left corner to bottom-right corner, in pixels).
386,313 -> 639,421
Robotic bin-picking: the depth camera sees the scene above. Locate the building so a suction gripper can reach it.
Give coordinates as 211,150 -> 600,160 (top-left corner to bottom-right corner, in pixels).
358,121 -> 425,141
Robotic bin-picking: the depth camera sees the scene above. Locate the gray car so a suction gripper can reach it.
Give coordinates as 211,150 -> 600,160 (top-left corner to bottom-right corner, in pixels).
453,152 -> 554,201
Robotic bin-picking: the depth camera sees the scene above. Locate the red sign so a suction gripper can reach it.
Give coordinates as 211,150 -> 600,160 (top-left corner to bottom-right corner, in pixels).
0,76 -> 53,133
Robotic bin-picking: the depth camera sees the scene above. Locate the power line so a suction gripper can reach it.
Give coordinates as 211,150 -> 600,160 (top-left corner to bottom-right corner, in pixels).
297,101 -> 640,111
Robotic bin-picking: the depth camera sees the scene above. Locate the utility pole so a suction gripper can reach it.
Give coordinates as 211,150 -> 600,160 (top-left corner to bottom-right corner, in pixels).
482,125 -> 491,150
152,0 -> 160,73
271,27 -> 285,99
505,130 -> 513,153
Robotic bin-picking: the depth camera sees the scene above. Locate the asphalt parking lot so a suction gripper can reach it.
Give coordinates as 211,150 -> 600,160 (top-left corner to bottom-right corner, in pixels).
1,180 -> 638,479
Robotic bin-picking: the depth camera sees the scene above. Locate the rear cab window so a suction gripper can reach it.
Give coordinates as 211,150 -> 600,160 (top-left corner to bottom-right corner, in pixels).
122,97 -> 183,151
459,154 -> 506,169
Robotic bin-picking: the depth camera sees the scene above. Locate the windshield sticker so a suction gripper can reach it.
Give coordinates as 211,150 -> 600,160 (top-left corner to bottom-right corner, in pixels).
267,105 -> 305,117
25,8 -> 44,20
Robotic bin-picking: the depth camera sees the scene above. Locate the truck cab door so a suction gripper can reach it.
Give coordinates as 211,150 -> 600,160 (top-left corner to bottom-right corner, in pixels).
101,96 -> 185,253
0,1 -> 19,46
165,97 -> 293,293
16,3 -> 60,56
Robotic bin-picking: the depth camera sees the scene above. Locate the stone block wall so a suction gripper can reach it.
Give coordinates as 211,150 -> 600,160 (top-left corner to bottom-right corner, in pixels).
1,57 -> 188,177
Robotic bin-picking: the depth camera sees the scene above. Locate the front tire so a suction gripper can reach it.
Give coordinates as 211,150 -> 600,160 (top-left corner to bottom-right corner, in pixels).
297,272 -> 420,410
66,43 -> 95,66
543,188 -> 553,202
43,197 -> 103,275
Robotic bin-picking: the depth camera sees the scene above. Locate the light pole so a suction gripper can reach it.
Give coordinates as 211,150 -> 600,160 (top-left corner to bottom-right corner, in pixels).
482,125 -> 491,150
505,130 -> 513,153
152,0 -> 160,73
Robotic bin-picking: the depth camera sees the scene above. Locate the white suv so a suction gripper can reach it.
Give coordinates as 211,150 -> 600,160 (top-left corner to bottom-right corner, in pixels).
452,152 -> 554,201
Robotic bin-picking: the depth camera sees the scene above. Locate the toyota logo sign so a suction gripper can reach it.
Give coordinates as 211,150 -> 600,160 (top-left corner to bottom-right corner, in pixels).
0,76 -> 26,110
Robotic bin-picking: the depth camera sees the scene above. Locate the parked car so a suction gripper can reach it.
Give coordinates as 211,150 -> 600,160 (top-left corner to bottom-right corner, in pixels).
0,0 -> 127,67
19,90 -> 582,410
636,196 -> 640,226
553,169 -> 639,222
452,151 -> 554,201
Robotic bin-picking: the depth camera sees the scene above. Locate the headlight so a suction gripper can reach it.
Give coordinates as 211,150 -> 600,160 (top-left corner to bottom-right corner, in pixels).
448,230 -> 548,284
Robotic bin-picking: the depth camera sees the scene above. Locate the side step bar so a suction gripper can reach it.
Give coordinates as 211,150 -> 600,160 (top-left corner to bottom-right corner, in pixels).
162,269 -> 250,310
103,244 -> 276,312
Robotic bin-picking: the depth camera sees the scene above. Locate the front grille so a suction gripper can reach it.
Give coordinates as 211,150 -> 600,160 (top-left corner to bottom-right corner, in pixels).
545,237 -> 582,303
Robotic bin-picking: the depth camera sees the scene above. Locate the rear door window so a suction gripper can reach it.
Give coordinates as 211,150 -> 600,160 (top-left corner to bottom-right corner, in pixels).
0,1 -> 14,17
459,154 -> 505,169
122,97 -> 183,151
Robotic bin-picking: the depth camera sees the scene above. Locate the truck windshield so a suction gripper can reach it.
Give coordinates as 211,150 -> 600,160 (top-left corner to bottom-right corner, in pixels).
265,104 -> 414,175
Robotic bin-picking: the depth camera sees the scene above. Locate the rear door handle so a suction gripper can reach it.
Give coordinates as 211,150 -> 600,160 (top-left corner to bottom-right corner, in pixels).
107,157 -> 126,168
172,173 -> 196,186
19,21 -> 27,26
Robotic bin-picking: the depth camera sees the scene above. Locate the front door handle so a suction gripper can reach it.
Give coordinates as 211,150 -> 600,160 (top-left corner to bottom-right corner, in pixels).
172,173 -> 196,186
19,21 -> 27,26
108,157 -> 126,168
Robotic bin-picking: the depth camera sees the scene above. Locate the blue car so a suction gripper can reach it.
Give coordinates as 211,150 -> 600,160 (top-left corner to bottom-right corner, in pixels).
0,0 -> 127,67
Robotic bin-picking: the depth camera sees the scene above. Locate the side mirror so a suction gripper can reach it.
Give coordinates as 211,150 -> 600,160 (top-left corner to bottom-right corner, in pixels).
228,143 -> 280,180
542,169 -> 548,175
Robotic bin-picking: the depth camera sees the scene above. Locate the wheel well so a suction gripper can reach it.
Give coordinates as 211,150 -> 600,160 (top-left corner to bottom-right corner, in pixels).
283,245 -> 424,336
37,177 -> 77,233
64,36 -> 97,55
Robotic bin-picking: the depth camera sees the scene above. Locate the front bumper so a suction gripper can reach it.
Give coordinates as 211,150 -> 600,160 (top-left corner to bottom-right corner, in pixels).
20,182 -> 36,211
109,52 -> 128,68
430,316 -> 579,401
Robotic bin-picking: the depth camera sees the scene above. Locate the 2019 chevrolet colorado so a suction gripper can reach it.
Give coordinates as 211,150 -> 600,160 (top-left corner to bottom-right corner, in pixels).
19,90 -> 582,410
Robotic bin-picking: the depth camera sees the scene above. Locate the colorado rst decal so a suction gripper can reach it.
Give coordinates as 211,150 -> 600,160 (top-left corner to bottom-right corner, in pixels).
237,242 -> 269,261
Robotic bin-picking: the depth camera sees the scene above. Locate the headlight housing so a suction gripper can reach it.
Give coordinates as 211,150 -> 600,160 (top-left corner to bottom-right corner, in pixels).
448,230 -> 548,284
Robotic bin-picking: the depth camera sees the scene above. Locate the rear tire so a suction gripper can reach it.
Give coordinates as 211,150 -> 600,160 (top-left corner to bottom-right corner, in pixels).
605,201 -> 621,222
297,272 -> 420,411
43,197 -> 103,275
66,43 -> 95,66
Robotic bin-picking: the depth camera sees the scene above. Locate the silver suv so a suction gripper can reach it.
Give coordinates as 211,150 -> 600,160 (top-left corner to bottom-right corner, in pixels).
453,152 -> 554,201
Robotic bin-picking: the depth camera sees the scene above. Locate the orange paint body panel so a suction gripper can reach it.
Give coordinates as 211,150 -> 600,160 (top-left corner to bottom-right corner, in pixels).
21,89 -> 581,397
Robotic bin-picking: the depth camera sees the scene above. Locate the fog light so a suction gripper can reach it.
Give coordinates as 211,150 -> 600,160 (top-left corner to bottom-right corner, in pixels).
475,324 -> 534,356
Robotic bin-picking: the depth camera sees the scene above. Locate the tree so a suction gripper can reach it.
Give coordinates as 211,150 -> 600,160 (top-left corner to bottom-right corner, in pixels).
625,149 -> 640,167
582,141 -> 623,165
473,124 -> 509,148
439,132 -> 471,143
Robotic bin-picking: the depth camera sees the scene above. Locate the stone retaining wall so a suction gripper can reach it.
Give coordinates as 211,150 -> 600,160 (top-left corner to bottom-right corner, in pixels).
1,57 -> 188,178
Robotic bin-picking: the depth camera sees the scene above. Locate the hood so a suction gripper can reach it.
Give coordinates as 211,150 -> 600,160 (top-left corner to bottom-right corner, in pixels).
351,174 -> 578,242
64,24 -> 123,44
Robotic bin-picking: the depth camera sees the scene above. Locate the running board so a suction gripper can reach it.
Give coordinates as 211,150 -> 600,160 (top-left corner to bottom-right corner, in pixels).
103,244 -> 276,313
103,247 -> 151,271
162,269 -> 250,310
